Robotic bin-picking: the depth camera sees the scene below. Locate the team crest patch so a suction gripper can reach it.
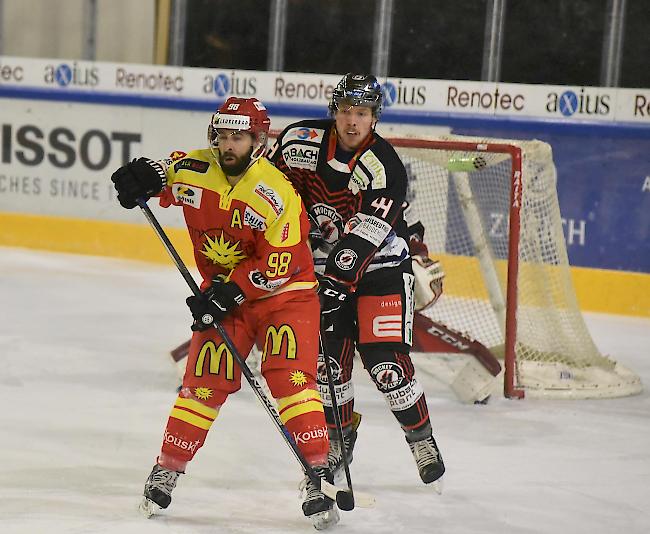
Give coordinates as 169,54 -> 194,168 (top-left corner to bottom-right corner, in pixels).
172,183 -> 203,208
334,248 -> 358,271
311,203 -> 343,249
194,387 -> 214,400
317,355 -> 341,382
202,232 -> 246,269
289,370 -> 308,387
168,150 -> 187,161
370,362 -> 405,391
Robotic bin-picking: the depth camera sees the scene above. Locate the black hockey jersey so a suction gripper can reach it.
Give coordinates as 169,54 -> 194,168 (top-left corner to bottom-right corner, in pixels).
269,118 -> 410,288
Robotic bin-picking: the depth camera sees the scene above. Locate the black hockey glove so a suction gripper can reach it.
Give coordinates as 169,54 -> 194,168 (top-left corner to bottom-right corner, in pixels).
111,157 -> 167,209
186,279 -> 246,332
318,276 -> 349,334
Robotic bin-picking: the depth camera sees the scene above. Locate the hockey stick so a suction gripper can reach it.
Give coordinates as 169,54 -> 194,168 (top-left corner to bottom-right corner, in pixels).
318,329 -> 355,507
137,199 -> 373,510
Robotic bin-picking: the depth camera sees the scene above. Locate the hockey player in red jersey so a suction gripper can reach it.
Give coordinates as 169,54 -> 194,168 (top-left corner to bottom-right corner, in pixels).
268,74 -> 445,487
111,97 -> 338,529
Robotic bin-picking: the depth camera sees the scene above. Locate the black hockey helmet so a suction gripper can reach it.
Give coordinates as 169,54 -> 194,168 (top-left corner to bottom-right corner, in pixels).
328,73 -> 383,118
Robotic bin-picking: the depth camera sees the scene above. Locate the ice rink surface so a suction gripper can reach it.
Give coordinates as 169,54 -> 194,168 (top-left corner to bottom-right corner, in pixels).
1,247 -> 648,534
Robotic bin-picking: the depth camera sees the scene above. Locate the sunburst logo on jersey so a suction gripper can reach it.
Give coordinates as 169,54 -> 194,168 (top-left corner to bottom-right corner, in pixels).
201,233 -> 246,270
194,387 -> 213,400
289,370 -> 308,387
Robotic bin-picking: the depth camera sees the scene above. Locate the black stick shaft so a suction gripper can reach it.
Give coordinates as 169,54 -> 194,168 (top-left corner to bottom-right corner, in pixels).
319,330 -> 355,502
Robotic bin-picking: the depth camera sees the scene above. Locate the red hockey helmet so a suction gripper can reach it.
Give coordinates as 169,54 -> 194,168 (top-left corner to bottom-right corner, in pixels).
208,97 -> 271,161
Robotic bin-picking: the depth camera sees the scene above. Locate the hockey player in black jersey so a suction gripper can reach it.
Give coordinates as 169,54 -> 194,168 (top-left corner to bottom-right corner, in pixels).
268,73 -> 445,488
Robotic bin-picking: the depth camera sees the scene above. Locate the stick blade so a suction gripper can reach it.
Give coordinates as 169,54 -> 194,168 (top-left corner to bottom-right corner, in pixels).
320,480 -> 375,509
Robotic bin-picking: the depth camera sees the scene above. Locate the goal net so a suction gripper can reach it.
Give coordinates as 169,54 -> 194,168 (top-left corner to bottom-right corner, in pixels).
392,134 -> 641,399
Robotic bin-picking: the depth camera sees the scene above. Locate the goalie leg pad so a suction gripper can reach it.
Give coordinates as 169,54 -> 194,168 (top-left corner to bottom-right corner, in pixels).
451,359 -> 502,404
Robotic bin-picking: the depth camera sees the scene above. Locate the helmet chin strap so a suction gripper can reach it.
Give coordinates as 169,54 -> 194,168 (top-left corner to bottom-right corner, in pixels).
250,132 -> 268,161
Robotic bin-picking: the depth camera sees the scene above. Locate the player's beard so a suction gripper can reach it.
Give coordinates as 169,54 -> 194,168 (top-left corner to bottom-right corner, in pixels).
219,147 -> 254,176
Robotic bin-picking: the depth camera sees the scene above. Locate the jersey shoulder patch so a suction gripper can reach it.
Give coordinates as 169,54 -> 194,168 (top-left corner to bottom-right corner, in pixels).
168,150 -> 187,161
284,126 -> 325,144
357,149 -> 387,190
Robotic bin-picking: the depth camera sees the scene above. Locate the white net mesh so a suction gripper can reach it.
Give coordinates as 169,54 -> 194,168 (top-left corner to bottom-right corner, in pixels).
395,134 -> 641,399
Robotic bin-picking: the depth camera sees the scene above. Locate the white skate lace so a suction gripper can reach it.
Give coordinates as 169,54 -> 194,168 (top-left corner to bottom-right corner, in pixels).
299,467 -> 328,502
147,466 -> 180,496
327,432 -> 354,469
410,437 -> 440,470
327,438 -> 344,467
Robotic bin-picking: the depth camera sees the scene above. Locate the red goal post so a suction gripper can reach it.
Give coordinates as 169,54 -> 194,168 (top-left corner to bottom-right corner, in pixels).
390,137 -> 524,398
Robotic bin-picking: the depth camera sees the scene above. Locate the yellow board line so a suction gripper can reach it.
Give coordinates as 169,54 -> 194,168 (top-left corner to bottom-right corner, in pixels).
1,212 -> 648,317
0,212 -> 195,266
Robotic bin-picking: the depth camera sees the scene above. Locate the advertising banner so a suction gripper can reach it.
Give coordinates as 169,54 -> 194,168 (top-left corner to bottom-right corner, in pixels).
1,55 -> 648,275
2,56 -> 650,125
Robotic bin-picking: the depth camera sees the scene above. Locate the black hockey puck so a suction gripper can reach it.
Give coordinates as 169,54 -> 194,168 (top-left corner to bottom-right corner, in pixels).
336,491 -> 355,511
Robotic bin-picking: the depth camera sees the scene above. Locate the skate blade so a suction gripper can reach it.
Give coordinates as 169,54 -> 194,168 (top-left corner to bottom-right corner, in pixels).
430,477 -> 443,495
310,507 -> 340,530
139,497 -> 160,518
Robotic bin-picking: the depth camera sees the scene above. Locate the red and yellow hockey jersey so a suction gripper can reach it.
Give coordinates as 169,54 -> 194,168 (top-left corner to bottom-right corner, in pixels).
158,149 -> 317,301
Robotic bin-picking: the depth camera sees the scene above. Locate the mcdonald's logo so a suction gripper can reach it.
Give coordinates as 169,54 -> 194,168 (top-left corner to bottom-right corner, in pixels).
195,340 -> 234,380
262,325 -> 297,362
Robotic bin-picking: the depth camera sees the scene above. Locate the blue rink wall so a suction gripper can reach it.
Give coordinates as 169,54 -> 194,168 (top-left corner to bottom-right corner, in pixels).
0,89 -> 649,316
446,118 -> 650,273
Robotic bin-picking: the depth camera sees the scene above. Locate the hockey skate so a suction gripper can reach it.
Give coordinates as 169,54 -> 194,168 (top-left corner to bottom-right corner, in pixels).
327,411 -> 361,483
406,432 -> 445,492
139,464 -> 182,518
300,465 -> 340,530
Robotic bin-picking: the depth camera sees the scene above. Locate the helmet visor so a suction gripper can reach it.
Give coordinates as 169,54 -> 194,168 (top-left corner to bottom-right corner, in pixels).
332,95 -> 378,111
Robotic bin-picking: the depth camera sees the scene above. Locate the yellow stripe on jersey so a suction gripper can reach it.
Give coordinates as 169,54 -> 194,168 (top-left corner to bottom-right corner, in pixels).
277,389 -> 324,424
277,389 -> 321,411
175,397 -> 219,418
170,407 -> 215,430
279,401 -> 324,424
169,397 -> 219,430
